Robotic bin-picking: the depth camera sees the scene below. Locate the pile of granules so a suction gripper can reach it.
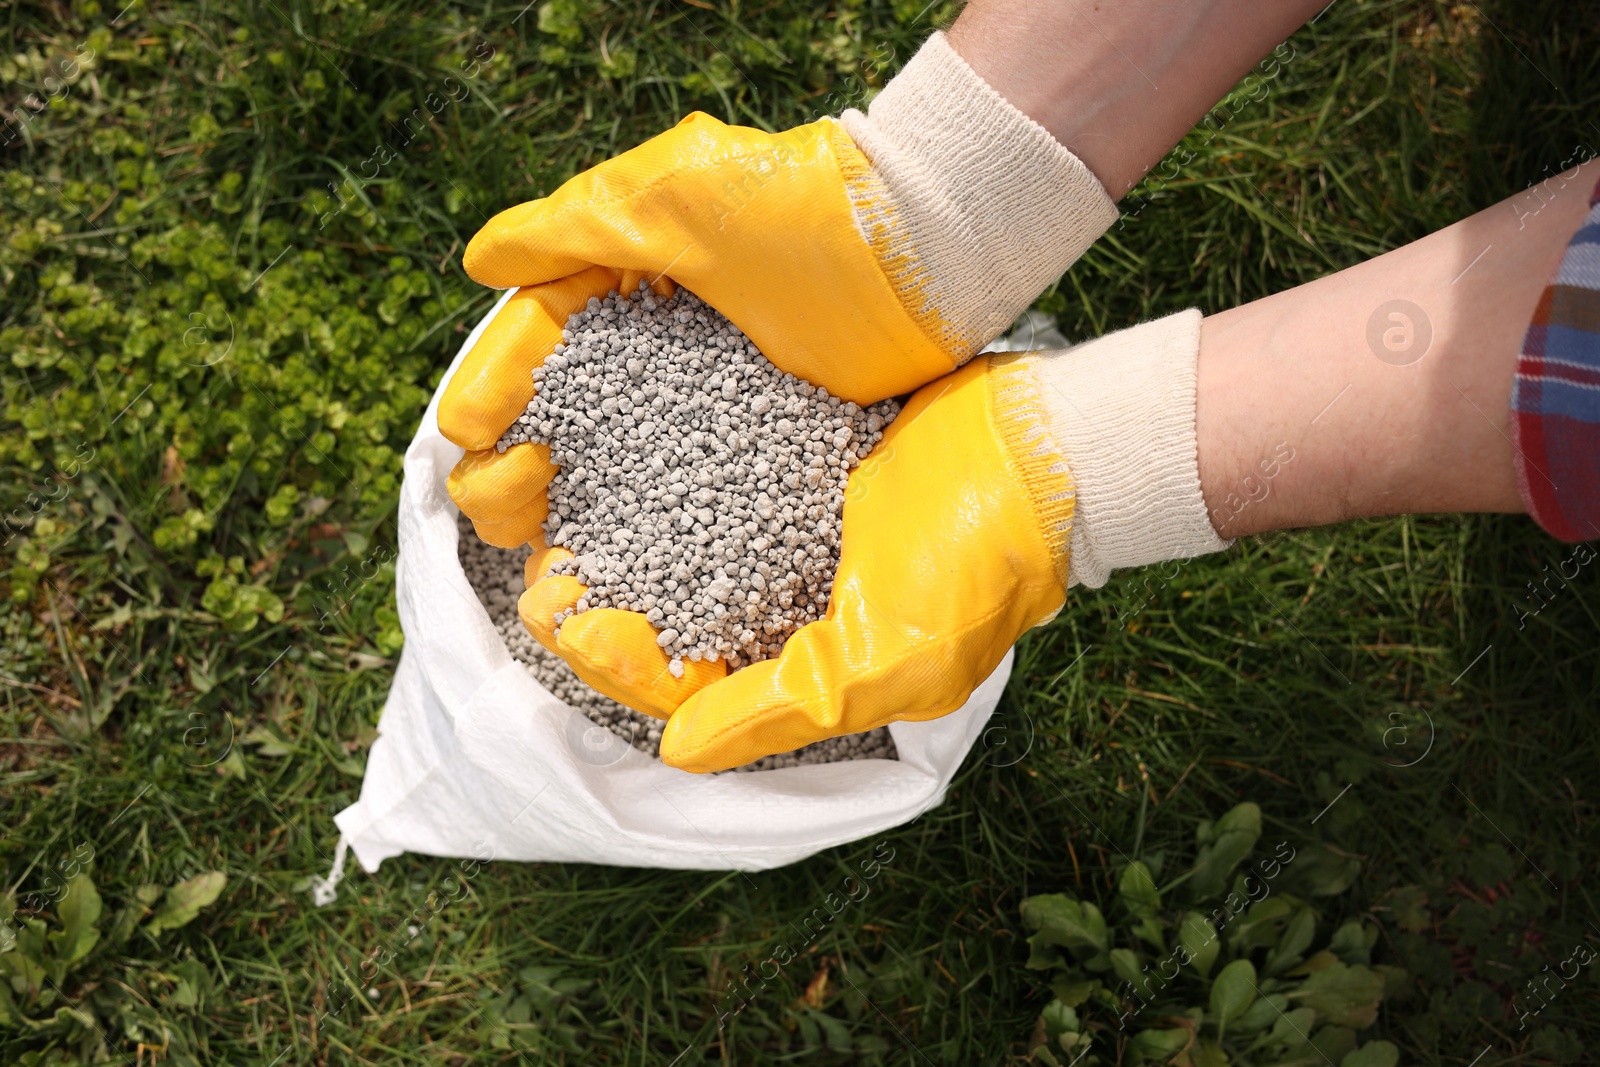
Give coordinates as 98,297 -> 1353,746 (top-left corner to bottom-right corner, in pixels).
496,283 -> 898,678
456,513 -> 898,771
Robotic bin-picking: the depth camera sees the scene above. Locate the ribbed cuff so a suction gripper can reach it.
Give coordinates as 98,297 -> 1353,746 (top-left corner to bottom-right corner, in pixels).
838,32 -> 1119,357
1030,309 -> 1232,589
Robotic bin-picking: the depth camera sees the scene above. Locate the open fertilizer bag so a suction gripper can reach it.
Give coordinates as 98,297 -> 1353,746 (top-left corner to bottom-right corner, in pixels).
314,288 -> 1013,897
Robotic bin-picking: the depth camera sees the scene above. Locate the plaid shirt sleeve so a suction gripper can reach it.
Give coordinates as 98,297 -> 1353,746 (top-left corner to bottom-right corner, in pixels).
1510,173 -> 1600,543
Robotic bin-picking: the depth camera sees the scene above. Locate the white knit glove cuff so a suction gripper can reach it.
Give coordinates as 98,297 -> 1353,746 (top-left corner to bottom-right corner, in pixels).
1032,309 -> 1233,589
838,32 -> 1119,358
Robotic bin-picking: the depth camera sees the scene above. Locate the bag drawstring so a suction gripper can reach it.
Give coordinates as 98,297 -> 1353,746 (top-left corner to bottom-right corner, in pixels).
308,833 -> 352,907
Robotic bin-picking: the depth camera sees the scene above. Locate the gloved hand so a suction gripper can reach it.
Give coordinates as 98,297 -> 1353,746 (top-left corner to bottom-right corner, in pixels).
439,31 -> 1116,548
519,310 -> 1233,770
517,349 -> 1076,754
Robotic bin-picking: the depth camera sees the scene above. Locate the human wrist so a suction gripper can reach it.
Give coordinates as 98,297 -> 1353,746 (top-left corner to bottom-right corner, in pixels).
1026,309 -> 1232,589
946,0 -> 1329,198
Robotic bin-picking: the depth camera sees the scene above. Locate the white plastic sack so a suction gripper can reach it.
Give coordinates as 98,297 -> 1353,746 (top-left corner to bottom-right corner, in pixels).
324,287 -> 1013,885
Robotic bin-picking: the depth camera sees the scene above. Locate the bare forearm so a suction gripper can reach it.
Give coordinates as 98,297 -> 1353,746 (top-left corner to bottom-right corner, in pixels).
1196,159 -> 1598,538
947,0 -> 1329,198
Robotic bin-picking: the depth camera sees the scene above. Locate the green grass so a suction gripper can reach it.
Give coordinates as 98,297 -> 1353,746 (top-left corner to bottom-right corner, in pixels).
2,0 -> 1599,1063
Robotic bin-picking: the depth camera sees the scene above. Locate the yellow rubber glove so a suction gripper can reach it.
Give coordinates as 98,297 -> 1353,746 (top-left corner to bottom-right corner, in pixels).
436,110 -> 936,548
461,112 -> 959,406
439,110 -> 946,551
432,108 -> 960,550
518,353 -> 1077,767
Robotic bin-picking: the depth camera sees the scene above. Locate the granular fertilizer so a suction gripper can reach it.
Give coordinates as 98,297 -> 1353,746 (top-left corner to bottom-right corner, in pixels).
496,283 -> 899,678
456,514 -> 897,771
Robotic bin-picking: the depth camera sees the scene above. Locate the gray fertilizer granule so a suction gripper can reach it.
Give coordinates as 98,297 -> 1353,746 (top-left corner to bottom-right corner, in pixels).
496,283 -> 899,678
456,513 -> 897,772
